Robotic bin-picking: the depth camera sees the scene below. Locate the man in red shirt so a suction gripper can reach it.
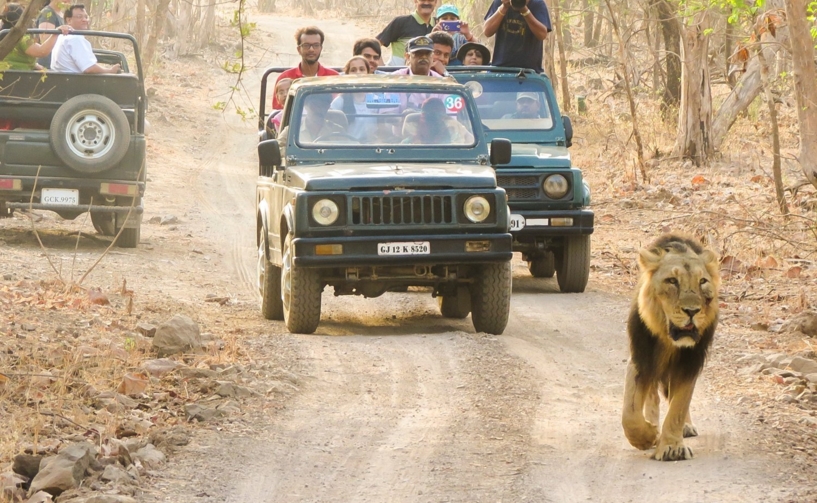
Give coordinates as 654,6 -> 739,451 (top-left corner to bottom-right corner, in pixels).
272,26 -> 339,109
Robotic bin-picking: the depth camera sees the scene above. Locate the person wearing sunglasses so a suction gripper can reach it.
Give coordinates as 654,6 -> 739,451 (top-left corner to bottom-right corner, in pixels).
271,26 -> 339,109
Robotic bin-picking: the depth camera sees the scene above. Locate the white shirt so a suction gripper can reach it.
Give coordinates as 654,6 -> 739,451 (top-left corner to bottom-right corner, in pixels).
52,34 -> 97,73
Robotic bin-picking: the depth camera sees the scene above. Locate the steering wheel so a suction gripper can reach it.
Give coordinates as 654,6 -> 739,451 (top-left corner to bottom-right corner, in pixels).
313,131 -> 359,143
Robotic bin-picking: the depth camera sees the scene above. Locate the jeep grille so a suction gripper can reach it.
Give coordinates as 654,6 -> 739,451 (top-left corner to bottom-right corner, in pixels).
351,195 -> 455,225
497,175 -> 539,200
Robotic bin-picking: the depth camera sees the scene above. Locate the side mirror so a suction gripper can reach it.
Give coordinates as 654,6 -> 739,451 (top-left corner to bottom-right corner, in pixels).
258,139 -> 281,165
489,138 -> 512,165
562,115 -> 573,148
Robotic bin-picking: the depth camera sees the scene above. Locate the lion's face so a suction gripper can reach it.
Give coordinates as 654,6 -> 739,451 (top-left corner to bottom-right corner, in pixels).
636,236 -> 720,348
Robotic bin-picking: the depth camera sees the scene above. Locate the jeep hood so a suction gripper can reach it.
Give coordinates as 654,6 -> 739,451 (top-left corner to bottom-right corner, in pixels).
286,163 -> 498,191
495,144 -> 572,169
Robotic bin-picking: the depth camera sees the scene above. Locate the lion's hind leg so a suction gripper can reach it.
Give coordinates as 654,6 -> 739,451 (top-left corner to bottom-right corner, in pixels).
683,409 -> 698,438
622,361 -> 659,450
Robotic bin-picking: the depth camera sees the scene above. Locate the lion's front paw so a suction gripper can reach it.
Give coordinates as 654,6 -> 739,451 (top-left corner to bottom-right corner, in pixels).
652,439 -> 694,461
683,423 -> 698,438
623,421 -> 659,450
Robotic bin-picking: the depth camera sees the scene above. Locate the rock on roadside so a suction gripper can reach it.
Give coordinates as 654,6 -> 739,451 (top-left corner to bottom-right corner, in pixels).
28,442 -> 96,496
152,315 -> 203,357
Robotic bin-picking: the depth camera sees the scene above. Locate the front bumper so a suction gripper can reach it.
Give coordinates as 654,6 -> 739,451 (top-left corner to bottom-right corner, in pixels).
293,232 -> 513,267
511,209 -> 594,238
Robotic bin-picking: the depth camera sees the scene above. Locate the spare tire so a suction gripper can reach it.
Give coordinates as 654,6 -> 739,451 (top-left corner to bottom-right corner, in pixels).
50,94 -> 130,174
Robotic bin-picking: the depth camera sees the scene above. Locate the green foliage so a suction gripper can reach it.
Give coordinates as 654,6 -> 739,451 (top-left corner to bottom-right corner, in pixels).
213,102 -> 227,111
714,0 -> 764,25
221,60 -> 243,74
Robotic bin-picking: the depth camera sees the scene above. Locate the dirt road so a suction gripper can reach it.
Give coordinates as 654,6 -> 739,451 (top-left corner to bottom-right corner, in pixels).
1,11 -> 811,503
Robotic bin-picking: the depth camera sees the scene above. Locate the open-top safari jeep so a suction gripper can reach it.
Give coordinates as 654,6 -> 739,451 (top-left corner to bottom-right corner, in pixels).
449,67 -> 594,292
0,30 -> 146,247
256,72 -> 514,334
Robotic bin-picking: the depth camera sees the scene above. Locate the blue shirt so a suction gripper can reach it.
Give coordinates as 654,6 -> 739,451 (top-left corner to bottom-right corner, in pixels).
484,0 -> 551,73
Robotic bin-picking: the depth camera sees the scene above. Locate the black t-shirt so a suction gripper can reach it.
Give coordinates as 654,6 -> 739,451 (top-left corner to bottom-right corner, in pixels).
484,0 -> 552,73
376,13 -> 433,61
36,5 -> 63,69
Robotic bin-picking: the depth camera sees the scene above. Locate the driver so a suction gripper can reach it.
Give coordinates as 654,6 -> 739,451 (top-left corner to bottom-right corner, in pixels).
502,92 -> 543,119
278,93 -> 347,145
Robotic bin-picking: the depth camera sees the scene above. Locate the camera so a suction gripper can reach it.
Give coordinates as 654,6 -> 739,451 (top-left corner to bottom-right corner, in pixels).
511,0 -> 527,9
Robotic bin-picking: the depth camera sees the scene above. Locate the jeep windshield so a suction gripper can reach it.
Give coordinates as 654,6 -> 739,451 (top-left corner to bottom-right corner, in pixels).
460,79 -> 553,131
293,90 -> 476,147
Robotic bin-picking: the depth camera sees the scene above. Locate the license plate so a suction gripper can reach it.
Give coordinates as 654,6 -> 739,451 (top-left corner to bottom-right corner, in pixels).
509,214 -> 526,231
377,241 -> 430,256
41,188 -> 79,206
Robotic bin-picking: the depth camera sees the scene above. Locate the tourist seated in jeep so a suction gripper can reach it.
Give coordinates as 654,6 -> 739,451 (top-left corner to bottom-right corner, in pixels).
51,4 -> 121,74
0,3 -> 71,70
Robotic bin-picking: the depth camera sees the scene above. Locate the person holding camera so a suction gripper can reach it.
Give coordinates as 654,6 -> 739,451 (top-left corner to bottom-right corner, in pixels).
431,4 -> 474,65
483,0 -> 551,73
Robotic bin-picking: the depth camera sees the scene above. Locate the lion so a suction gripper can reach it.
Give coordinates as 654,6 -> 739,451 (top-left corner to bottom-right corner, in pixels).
621,233 -> 720,461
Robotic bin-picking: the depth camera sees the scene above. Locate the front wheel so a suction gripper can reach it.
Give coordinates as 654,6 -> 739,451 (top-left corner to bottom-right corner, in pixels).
556,235 -> 590,293
282,232 -> 322,334
258,228 -> 283,320
470,262 -> 511,335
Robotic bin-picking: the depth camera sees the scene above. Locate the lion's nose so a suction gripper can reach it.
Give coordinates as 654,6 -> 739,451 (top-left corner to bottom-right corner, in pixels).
683,308 -> 700,318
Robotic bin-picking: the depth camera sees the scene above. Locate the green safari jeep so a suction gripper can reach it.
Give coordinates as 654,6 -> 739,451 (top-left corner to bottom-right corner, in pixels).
256,73 -> 514,335
0,30 -> 146,247
450,67 -> 594,292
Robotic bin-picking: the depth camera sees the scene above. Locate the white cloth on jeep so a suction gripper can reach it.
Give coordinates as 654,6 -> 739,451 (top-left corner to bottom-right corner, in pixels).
52,34 -> 97,73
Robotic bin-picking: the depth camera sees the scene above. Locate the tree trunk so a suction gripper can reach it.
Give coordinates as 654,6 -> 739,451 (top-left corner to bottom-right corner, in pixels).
0,0 -> 46,61
757,32 -> 787,214
552,0 -> 571,112
655,0 -> 680,110
583,0 -> 595,47
592,4 -> 603,47
711,9 -> 787,151
136,0 -> 146,50
672,9 -> 712,166
785,0 -> 817,188
604,0 -> 646,181
143,0 -> 173,75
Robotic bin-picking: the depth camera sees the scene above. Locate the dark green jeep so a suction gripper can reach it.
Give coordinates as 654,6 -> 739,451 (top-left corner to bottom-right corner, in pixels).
450,67 -> 593,293
0,31 -> 146,247
256,73 -> 514,335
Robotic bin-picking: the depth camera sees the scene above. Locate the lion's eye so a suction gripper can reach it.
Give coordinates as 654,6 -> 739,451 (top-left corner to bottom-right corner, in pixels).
700,278 -> 709,285
665,277 -> 679,286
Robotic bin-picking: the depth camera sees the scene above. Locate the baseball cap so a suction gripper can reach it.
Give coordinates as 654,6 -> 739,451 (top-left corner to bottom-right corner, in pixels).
407,36 -> 434,54
436,4 -> 460,18
517,92 -> 539,102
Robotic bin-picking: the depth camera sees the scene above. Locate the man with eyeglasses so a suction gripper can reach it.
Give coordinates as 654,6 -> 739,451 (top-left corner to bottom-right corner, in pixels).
51,4 -> 120,73
272,26 -> 338,109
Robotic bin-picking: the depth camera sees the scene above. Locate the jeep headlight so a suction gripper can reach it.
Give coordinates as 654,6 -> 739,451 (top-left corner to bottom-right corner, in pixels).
464,196 -> 490,223
543,174 -> 569,199
312,199 -> 339,226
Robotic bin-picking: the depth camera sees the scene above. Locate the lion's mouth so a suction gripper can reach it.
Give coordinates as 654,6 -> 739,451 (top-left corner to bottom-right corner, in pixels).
669,323 -> 700,343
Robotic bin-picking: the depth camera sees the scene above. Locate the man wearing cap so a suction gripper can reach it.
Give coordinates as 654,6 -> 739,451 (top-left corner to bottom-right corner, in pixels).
431,4 -> 474,65
390,36 -> 443,77
483,0 -> 551,73
272,26 -> 338,109
502,92 -> 545,119
376,0 -> 437,66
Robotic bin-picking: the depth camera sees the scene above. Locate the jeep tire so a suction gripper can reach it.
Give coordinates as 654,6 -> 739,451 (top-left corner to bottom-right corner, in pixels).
258,228 -> 284,320
282,232 -> 322,334
556,235 -> 590,293
470,261 -> 511,335
439,285 -> 471,319
528,251 -> 556,278
50,94 -> 130,174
